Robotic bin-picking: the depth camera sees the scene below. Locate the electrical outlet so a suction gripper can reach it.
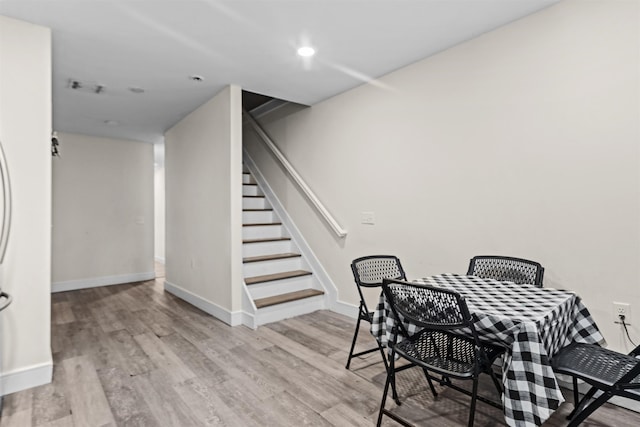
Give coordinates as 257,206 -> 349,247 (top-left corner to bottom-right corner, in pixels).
613,302 -> 631,324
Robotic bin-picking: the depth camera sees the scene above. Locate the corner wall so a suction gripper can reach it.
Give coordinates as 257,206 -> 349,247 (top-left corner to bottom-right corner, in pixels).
244,0 -> 639,353
51,133 -> 155,292
0,15 -> 52,394
164,85 -> 243,325
154,143 -> 165,264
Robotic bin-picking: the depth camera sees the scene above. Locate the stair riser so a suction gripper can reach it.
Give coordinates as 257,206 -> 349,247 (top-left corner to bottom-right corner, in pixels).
242,185 -> 261,196
243,211 -> 274,224
243,240 -> 293,257
242,225 -> 284,240
254,295 -> 326,326
243,257 -> 304,277
247,276 -> 315,300
243,197 -> 268,210
241,165 -> 326,327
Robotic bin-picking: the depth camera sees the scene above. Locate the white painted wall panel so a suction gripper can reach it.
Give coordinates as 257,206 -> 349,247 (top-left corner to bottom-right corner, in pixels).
165,85 -> 243,316
244,0 -> 640,353
52,133 -> 154,287
0,15 -> 52,393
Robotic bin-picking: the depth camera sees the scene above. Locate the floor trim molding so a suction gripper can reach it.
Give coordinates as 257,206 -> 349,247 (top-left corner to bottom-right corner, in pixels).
52,272 -> 156,293
330,300 -> 358,319
0,360 -> 52,396
556,375 -> 640,413
164,280 -> 243,326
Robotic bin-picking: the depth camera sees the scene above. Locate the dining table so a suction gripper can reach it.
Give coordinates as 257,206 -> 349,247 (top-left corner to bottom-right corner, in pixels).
370,273 -> 605,427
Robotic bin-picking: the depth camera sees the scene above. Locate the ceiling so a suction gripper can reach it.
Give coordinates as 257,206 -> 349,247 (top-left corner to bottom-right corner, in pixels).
0,0 -> 560,144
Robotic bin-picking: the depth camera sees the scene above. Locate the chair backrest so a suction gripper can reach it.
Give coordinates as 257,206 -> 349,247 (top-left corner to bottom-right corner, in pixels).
351,256 -> 406,315
467,255 -> 544,287
381,278 -> 480,343
351,255 -> 406,287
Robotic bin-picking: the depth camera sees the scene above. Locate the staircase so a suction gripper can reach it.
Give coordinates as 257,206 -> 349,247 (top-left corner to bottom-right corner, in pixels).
242,167 -> 325,327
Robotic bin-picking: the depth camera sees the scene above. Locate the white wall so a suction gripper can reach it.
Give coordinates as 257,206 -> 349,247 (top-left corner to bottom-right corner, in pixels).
165,85 -> 243,325
52,133 -> 154,292
244,0 -> 639,353
154,143 -> 165,264
0,15 -> 52,394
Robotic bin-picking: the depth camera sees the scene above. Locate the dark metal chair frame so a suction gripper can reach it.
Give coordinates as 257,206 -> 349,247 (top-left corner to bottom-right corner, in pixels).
346,255 -> 407,373
377,278 -> 504,427
551,342 -> 640,427
467,255 -> 545,287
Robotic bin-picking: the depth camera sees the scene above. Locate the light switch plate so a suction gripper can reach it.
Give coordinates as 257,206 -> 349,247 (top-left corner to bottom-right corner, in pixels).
361,211 -> 375,225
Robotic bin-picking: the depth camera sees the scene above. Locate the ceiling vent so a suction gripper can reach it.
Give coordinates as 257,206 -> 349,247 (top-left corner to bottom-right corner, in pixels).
67,79 -> 105,94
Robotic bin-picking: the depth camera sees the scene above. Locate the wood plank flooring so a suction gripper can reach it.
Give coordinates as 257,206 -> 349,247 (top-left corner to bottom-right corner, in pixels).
2,275 -> 639,426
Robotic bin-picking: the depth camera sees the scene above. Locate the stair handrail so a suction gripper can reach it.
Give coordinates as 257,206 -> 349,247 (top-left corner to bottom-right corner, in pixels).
243,109 -> 347,238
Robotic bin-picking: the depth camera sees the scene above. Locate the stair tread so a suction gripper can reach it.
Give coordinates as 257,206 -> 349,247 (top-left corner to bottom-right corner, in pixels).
245,270 -> 311,285
243,253 -> 301,263
243,222 -> 282,227
243,195 -> 265,198
243,237 -> 291,244
254,289 -> 324,309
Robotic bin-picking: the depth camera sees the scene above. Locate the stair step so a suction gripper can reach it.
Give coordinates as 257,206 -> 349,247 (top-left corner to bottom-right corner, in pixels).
243,253 -> 301,263
243,195 -> 265,198
243,222 -> 282,227
245,270 -> 311,285
254,289 -> 324,309
243,237 -> 291,244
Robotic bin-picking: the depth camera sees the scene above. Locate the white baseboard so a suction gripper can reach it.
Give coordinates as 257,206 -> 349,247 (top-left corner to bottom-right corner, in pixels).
331,300 -> 359,319
52,271 -> 156,293
0,360 -> 52,396
557,375 -> 640,414
164,280 -> 244,327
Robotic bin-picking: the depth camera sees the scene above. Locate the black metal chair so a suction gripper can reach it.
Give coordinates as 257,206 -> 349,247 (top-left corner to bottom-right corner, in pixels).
467,255 -> 544,287
346,255 -> 406,371
377,278 -> 504,427
551,342 -> 640,427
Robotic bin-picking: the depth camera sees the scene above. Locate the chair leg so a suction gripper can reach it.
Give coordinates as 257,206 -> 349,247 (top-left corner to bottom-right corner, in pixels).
571,377 -> 579,414
421,367 -> 438,398
568,384 -> 598,420
567,391 -> 613,427
345,310 -> 363,369
489,367 -> 503,397
378,342 -> 401,405
567,377 -> 581,419
468,377 -> 479,427
376,359 -> 394,427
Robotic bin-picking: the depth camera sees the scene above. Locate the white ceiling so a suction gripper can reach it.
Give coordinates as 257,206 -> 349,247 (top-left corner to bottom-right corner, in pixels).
0,0 -> 559,144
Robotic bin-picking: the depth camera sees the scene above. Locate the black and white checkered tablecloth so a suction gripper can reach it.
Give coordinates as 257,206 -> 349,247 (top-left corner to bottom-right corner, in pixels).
370,274 -> 604,427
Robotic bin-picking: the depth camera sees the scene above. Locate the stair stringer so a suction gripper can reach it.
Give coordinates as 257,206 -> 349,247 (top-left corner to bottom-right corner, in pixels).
241,281 -> 257,329
243,149 -> 354,322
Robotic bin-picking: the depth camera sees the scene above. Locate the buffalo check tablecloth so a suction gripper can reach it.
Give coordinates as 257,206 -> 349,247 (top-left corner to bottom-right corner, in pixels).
370,274 -> 604,427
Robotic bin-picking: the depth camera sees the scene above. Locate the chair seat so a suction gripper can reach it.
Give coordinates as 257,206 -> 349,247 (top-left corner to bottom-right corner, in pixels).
552,343 -> 640,395
395,330 -> 504,378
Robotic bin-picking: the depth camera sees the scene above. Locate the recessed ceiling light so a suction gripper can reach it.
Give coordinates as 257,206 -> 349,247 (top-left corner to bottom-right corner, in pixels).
128,86 -> 145,94
189,75 -> 204,82
297,46 -> 316,57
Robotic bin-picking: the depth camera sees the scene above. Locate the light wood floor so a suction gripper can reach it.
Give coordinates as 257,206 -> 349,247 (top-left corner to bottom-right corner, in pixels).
1,275 -> 638,426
